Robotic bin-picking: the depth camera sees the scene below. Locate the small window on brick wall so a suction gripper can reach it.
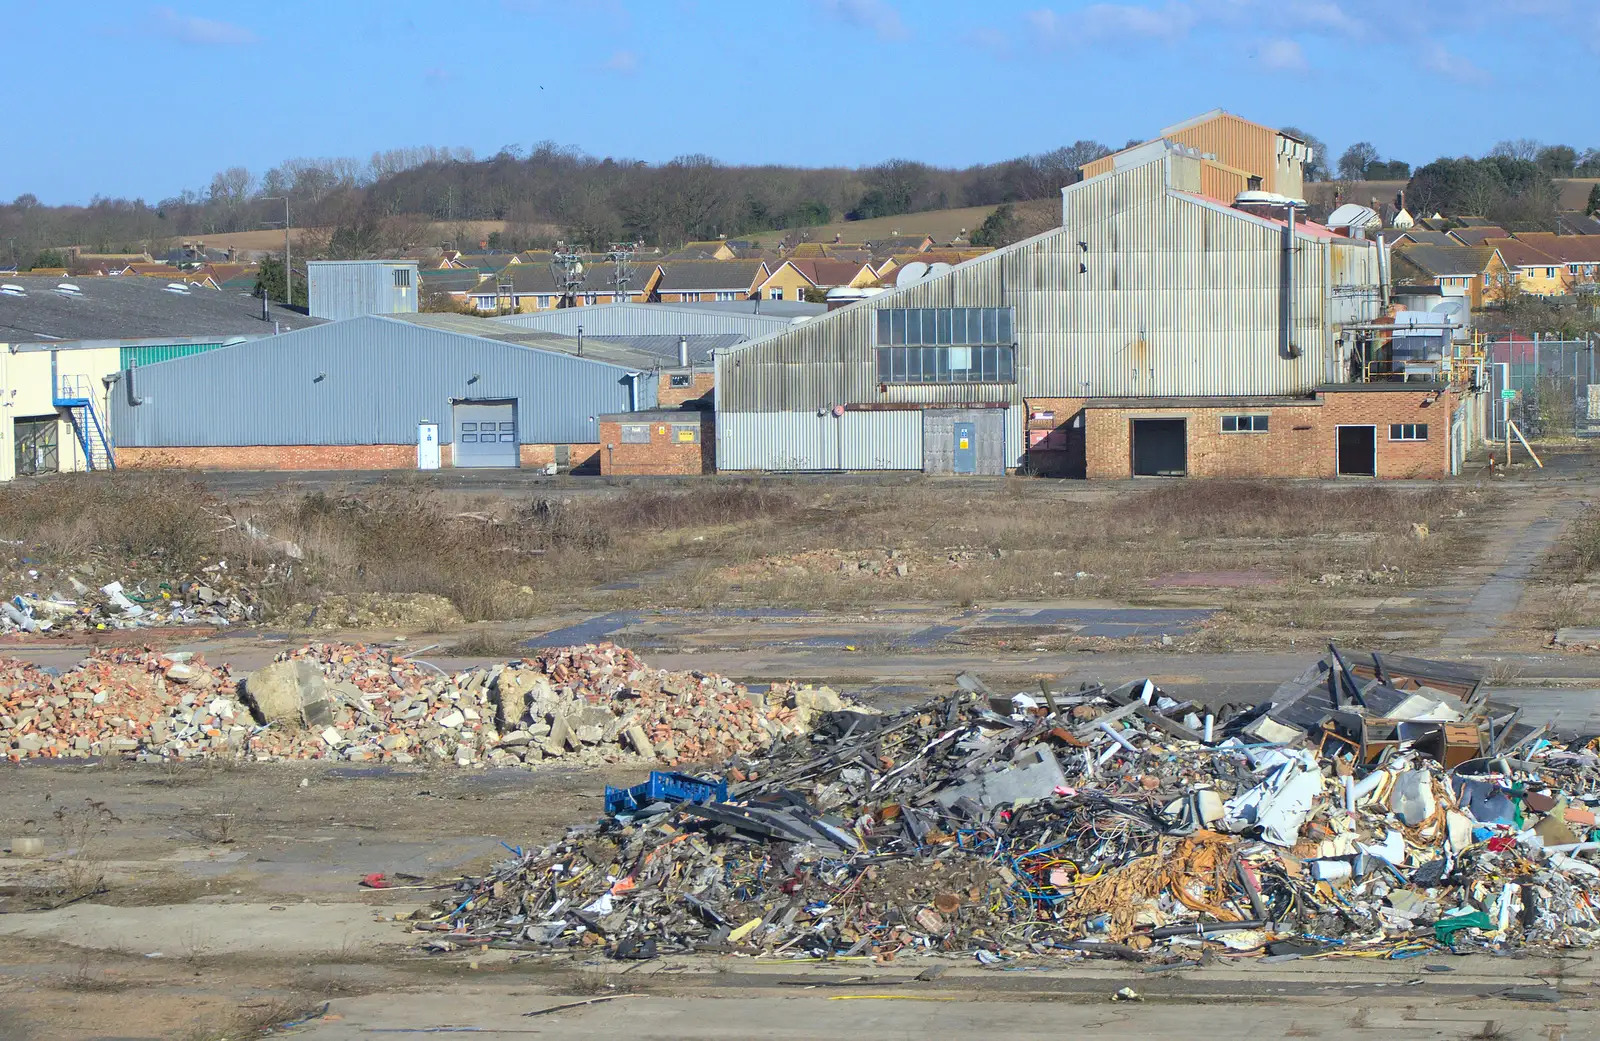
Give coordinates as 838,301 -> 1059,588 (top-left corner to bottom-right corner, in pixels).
1221,414 -> 1269,433
620,424 -> 650,444
1390,423 -> 1428,441
670,374 -> 692,387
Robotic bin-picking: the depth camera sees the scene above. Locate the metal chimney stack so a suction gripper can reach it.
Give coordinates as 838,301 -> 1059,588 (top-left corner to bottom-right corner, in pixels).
678,335 -> 689,368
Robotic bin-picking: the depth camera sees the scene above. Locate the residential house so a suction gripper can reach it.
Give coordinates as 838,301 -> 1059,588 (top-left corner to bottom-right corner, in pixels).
669,241 -> 737,261
1494,233 -> 1600,290
755,259 -> 879,303
451,253 -> 521,274
1556,211 -> 1600,236
1390,244 -> 1510,309
463,263 -> 660,312
1391,230 -> 1458,248
1080,109 -> 1314,199
420,267 -> 488,304
1447,226 -> 1510,247
866,235 -> 934,255
162,244 -> 231,266
1483,238 -> 1570,296
652,261 -> 769,304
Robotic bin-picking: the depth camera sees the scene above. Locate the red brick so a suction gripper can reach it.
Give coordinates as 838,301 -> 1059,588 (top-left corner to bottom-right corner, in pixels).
597,414 -> 714,475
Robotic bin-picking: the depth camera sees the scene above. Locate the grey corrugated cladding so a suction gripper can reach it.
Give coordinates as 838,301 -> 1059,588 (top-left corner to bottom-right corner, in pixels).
715,411 -> 923,471
0,276 -> 319,342
492,302 -> 795,339
307,261 -> 420,320
715,151 -> 1382,417
110,315 -> 655,448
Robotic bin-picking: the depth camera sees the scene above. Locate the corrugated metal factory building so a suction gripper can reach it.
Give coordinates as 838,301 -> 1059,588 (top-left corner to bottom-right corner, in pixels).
492,302 -> 803,339
307,260 -> 420,321
715,138 -> 1399,478
109,315 -> 656,472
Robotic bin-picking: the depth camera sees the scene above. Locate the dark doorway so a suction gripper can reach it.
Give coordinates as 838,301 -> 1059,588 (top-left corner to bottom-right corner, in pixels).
1131,419 -> 1187,477
1337,425 -> 1377,477
14,416 -> 59,476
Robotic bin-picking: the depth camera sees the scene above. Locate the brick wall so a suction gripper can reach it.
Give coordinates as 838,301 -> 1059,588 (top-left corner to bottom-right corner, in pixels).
1083,389 -> 1454,480
597,414 -> 714,475
658,372 -> 715,409
118,441 -> 608,473
117,444 -> 431,470
1023,397 -> 1087,476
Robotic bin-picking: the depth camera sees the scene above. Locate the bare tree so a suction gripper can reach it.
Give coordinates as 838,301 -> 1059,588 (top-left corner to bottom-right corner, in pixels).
1337,143 -> 1379,181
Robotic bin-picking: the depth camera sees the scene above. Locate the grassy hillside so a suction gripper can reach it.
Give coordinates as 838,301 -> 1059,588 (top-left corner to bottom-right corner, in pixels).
746,205 -> 1002,248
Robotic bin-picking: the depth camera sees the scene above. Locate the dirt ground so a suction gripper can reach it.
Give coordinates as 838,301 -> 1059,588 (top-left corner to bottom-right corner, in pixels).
4,453 -> 1600,1038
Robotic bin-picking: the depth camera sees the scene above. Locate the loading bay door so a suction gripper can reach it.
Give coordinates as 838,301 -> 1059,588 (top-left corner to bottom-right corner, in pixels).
1131,419 -> 1187,477
453,401 -> 519,468
1337,425 -> 1377,477
14,416 -> 59,476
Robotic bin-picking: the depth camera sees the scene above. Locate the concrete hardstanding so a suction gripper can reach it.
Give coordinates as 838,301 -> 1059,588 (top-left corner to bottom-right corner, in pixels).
110,315 -> 655,451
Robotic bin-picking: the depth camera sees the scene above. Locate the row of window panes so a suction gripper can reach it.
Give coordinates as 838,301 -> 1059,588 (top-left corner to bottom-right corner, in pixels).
876,345 -> 1015,384
1221,414 -> 1268,433
1390,423 -> 1428,441
875,307 -> 1013,347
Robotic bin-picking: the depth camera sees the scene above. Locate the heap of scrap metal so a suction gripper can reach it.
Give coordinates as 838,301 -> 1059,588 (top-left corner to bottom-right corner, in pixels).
420,647 -> 1600,962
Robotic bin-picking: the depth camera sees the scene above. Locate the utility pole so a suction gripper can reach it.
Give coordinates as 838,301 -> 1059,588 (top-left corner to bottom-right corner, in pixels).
260,196 -> 293,306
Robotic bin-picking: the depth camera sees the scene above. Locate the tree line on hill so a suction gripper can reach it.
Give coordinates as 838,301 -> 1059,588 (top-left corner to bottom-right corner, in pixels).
6,131 -> 1599,267
0,140 -> 1118,268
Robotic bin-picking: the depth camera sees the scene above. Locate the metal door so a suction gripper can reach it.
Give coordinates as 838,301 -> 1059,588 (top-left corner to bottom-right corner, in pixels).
14,417 -> 59,476
952,422 -> 976,474
452,402 -> 518,468
416,422 -> 440,470
1336,425 -> 1376,477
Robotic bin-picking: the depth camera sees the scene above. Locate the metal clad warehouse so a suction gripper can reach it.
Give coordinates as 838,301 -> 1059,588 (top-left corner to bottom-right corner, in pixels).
492,302 -> 799,339
109,315 -> 656,470
715,135 -> 1382,476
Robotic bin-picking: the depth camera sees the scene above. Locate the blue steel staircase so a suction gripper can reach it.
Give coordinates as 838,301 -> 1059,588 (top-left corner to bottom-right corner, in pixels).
51,370 -> 116,471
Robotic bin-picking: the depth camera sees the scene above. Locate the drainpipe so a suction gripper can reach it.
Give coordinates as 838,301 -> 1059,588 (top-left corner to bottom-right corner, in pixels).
1282,204 -> 1299,359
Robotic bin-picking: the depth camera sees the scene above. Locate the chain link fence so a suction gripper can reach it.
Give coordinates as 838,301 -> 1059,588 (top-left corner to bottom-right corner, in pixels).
1486,335 -> 1598,440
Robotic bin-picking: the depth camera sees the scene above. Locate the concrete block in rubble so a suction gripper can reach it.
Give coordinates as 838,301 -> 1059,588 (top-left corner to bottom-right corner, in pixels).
493,670 -> 549,730
626,725 -> 654,757
241,659 -> 332,728
544,714 -> 572,755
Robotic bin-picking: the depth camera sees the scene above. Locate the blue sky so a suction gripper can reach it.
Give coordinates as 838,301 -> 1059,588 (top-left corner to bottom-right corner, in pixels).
9,0 -> 1600,204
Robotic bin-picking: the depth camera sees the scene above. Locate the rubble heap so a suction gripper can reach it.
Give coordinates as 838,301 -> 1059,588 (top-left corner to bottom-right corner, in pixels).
1,568 -> 259,634
423,648 -> 1600,962
1,642 -> 838,766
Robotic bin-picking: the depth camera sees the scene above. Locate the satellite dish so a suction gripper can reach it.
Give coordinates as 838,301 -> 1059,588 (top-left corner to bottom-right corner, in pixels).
1327,204 -> 1380,230
894,261 -> 929,288
1431,298 -> 1468,323
926,262 -> 952,279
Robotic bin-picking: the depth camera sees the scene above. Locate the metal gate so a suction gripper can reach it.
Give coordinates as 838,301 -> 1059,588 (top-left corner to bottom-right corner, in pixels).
452,401 -> 518,468
14,416 -> 59,476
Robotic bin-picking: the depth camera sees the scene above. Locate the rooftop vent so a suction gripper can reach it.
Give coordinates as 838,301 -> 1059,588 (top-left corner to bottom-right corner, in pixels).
55,282 -> 83,297
0,283 -> 24,297
163,282 -> 191,295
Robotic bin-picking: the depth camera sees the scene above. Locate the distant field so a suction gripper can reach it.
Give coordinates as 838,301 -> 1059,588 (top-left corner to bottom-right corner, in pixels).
87,220 -> 529,255
747,204 -> 1002,248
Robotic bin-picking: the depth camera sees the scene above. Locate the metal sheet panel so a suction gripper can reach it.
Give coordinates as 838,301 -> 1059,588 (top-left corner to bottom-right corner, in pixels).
716,154 -> 1382,433
453,401 -> 518,468
307,261 -> 419,321
716,410 -> 921,471
494,303 -> 794,339
111,315 -> 652,448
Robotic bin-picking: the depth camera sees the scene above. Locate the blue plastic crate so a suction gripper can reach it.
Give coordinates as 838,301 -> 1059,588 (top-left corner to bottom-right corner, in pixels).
604,771 -> 728,816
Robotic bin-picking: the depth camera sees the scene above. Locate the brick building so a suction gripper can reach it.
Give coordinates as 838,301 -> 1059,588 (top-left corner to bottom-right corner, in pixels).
712,111 -> 1486,480
597,410 -> 715,475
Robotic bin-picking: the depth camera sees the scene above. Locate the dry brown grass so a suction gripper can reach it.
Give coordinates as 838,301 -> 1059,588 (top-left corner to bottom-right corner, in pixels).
0,475 -> 1487,631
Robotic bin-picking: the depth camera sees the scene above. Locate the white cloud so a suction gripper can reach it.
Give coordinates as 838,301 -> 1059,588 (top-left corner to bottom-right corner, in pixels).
1285,0 -> 1362,34
1422,42 -> 1489,83
149,7 -> 259,46
1259,37 -> 1308,72
1025,3 -> 1196,46
814,0 -> 910,41
603,50 -> 639,75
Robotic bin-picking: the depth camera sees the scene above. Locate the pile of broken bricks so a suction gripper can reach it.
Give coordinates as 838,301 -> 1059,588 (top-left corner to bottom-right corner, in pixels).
1,642 -> 837,767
